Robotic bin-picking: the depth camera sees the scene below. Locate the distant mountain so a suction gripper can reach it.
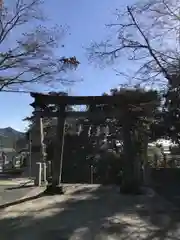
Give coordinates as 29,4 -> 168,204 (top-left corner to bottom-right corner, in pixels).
0,127 -> 25,149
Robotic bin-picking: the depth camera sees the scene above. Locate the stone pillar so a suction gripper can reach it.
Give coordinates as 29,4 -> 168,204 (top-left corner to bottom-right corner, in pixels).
30,112 -> 46,181
50,104 -> 66,193
121,111 -> 139,194
142,134 -> 150,186
46,161 -> 52,179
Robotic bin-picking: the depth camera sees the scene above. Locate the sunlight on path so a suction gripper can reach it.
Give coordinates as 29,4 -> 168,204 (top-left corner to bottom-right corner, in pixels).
0,184 -> 180,239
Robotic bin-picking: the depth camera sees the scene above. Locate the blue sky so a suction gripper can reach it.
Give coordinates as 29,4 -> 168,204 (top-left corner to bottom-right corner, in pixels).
0,0 -> 135,132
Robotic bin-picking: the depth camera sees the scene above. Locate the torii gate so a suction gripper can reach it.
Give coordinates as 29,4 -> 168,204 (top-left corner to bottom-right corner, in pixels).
30,91 -> 156,194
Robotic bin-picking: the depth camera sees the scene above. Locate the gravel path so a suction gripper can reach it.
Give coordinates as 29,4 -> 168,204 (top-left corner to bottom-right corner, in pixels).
0,184 -> 180,240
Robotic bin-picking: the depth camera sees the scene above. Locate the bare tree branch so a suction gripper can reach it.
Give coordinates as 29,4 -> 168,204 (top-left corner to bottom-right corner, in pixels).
127,6 -> 169,79
88,0 -> 180,87
0,0 -> 79,91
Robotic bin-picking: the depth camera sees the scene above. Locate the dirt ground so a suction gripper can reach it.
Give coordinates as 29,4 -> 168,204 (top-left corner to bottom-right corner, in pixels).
0,184 -> 180,240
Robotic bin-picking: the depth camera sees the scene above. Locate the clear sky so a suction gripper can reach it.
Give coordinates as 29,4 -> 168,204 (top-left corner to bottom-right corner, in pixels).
0,0 -> 135,132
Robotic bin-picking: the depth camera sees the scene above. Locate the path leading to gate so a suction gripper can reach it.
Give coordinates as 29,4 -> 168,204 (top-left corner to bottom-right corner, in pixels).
0,184 -> 180,239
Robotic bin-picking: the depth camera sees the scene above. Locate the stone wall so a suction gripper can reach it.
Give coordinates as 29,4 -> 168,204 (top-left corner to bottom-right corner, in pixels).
151,168 -> 180,187
150,168 -> 180,206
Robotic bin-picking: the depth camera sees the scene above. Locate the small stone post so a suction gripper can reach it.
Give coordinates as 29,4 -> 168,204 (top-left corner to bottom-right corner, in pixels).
34,162 -> 42,186
42,162 -> 47,185
30,108 -> 47,186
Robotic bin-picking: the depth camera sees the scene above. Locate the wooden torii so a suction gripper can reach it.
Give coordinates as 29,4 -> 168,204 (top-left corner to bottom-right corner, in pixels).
30,91 -> 156,194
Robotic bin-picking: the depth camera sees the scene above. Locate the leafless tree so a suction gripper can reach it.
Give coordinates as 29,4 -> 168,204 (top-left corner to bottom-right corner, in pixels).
0,0 -> 79,91
88,0 -> 180,88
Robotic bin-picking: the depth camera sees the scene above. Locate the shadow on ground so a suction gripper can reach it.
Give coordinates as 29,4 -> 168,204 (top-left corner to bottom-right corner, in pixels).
0,184 -> 180,239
